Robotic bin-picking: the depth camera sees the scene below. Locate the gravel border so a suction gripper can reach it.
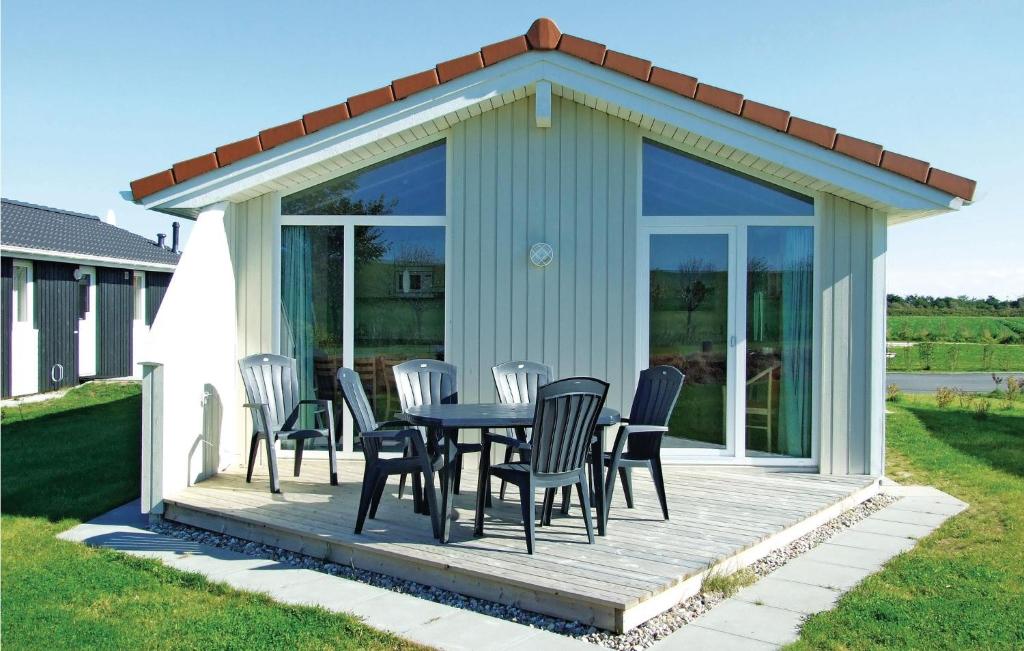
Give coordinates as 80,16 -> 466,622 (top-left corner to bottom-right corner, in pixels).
150,492 -> 899,649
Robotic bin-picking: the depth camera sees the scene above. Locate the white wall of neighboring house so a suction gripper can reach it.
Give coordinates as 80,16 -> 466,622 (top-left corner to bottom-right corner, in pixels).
132,270 -> 149,379
10,258 -> 39,395
77,265 -> 97,377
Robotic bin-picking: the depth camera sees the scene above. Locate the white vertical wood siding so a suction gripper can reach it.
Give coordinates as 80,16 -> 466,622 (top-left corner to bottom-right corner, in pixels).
818,195 -> 886,474
224,195 -> 277,455
448,94 -> 640,416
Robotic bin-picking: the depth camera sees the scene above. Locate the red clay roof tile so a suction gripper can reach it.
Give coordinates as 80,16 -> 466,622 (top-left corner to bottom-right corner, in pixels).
171,153 -> 219,183
259,120 -> 306,150
526,17 -> 561,50
129,17 -> 977,202
303,102 -> 350,134
881,151 -> 930,183
926,167 -> 976,200
558,34 -> 606,65
436,52 -> 484,83
695,83 -> 743,114
392,70 -> 439,100
130,170 -> 175,200
648,67 -> 698,98
481,36 -> 529,65
216,136 -> 262,167
603,50 -> 652,81
348,85 -> 395,117
833,134 -> 883,166
740,100 -> 790,131
787,117 -> 837,148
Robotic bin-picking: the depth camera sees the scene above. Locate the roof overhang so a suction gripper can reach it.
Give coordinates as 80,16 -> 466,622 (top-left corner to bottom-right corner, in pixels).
131,51 -> 967,223
1,245 -> 177,272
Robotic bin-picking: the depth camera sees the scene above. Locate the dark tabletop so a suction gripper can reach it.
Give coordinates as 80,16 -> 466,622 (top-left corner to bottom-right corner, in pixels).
399,403 -> 620,428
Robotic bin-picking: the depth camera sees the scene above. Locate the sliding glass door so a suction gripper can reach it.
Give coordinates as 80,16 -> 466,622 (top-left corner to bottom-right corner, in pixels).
645,229 -> 737,455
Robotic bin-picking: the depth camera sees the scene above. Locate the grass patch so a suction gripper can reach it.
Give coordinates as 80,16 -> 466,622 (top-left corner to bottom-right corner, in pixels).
1,383 -> 420,650
789,395 -> 1024,649
886,342 -> 1024,372
888,315 -> 1024,344
702,568 -> 757,597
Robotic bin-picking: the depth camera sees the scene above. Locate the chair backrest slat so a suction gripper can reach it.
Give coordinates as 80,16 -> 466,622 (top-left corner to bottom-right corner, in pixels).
239,354 -> 300,432
530,378 -> 608,476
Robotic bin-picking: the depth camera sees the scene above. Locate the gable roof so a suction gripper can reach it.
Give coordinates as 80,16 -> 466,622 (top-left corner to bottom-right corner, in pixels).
1,199 -> 180,267
128,17 -> 976,204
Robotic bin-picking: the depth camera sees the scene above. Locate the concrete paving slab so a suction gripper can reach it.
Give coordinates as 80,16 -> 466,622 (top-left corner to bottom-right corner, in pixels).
871,508 -> 952,528
850,517 -> 936,539
770,559 -> 873,591
344,592 -> 465,635
734,577 -> 840,615
691,600 -> 803,646
801,543 -> 896,572
655,624 -> 777,650
268,570 -> 385,608
887,498 -> 967,517
827,529 -> 919,553
404,609 -> 543,651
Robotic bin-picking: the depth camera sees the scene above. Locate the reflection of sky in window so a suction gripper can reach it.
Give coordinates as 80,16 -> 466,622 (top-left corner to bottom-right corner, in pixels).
748,226 -> 813,271
283,141 -> 445,215
643,141 -> 813,216
650,234 -> 729,271
371,226 -> 445,263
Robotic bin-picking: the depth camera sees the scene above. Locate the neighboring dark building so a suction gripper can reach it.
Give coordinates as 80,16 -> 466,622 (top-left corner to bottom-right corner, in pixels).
1,199 -> 180,397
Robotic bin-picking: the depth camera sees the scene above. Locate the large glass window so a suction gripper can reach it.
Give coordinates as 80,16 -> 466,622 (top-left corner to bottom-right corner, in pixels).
642,140 -> 814,216
745,226 -> 814,458
280,226 -> 346,447
282,141 -> 446,216
354,226 -> 445,425
649,233 -> 730,450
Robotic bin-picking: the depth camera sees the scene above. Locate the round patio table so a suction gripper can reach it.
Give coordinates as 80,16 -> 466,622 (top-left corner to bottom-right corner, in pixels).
399,403 -> 620,543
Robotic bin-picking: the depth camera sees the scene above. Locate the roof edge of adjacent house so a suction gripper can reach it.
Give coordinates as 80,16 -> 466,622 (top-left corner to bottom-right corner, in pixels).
127,17 -> 977,205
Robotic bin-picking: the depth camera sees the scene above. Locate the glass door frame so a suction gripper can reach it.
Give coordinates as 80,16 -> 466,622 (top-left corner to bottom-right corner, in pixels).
274,211 -> 450,458
637,215 -> 821,467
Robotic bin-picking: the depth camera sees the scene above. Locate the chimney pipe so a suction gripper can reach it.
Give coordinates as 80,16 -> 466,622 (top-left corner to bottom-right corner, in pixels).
156,233 -> 166,248
171,221 -> 180,254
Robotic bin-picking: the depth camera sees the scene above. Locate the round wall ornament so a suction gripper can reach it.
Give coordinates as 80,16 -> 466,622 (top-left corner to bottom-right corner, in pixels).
529,242 -> 555,267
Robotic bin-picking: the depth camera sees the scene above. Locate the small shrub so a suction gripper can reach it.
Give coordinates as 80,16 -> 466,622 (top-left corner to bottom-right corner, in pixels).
956,389 -> 976,409
1003,376 -> 1021,409
973,399 -> 991,420
947,346 -> 962,371
887,384 -> 903,403
702,568 -> 756,597
935,387 -> 956,408
917,342 -> 936,370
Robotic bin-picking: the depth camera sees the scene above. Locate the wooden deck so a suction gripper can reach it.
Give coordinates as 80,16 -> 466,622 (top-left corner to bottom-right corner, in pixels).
163,459 -> 878,632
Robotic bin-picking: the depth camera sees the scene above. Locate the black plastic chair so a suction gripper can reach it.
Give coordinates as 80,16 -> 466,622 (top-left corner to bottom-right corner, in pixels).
393,359 -> 482,496
337,368 -> 441,537
604,366 -> 684,521
491,360 -> 554,500
238,354 -> 337,494
475,377 -> 609,554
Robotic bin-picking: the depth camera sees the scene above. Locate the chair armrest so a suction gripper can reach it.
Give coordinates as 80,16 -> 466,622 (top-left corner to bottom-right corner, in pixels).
618,417 -> 630,424
483,431 -> 532,451
243,403 -> 274,438
621,424 -> 668,435
362,429 -> 419,441
378,419 -> 412,429
286,399 -> 334,430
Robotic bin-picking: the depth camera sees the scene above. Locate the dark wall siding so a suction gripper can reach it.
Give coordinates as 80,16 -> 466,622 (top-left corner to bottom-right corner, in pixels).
1,257 -> 12,398
145,272 -> 172,326
97,267 -> 133,378
34,261 -> 79,391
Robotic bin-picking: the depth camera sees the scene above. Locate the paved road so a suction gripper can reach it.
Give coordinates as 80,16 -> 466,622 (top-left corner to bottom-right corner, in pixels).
887,372 -> 1024,393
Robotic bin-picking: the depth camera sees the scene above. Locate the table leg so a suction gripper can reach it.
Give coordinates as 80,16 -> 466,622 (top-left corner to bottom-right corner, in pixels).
440,427 -> 456,543
590,428 -> 607,536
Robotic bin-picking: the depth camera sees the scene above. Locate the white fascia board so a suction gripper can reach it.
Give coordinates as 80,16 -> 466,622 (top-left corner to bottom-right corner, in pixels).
0,245 -> 177,272
136,51 -> 961,216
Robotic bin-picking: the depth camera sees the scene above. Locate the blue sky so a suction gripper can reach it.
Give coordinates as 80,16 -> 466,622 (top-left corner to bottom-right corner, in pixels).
3,1 -> 1021,298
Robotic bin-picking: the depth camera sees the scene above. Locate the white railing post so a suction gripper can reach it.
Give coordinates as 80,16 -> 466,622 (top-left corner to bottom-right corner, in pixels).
141,362 -> 164,517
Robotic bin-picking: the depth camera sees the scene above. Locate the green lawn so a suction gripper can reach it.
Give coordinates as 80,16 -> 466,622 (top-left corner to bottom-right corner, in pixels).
1,382 -> 419,651
887,342 -> 1024,372
791,394 -> 1024,649
888,315 -> 1024,344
